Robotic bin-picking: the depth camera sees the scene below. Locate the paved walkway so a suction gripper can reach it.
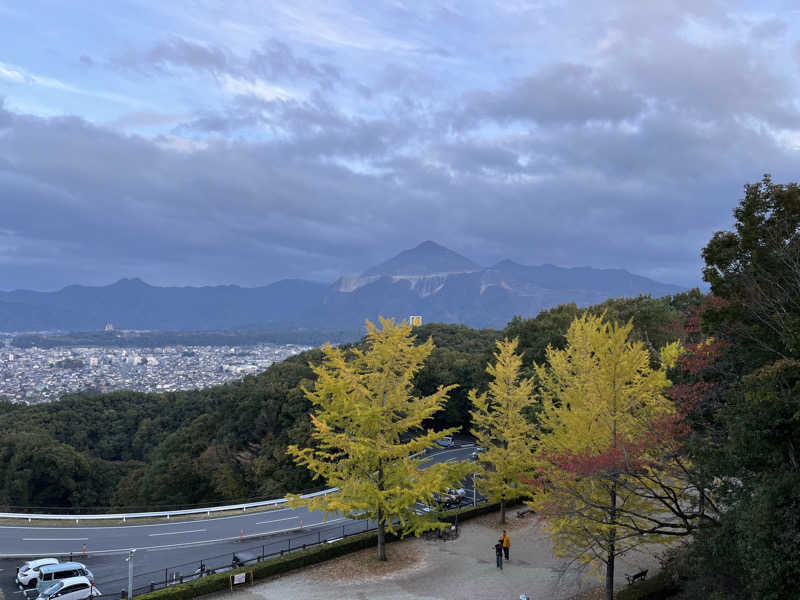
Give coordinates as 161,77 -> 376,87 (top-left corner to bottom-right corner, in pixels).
209,512 -> 661,600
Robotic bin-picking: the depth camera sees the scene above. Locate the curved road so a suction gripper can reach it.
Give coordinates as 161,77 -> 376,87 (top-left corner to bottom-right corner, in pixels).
0,445 -> 481,598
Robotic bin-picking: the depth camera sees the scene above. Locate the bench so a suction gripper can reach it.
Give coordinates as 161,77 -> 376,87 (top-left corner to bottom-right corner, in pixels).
516,508 -> 533,518
625,569 -> 648,585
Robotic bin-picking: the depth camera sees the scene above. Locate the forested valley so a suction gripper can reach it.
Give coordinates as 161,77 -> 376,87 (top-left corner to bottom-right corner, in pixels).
0,290 -> 700,511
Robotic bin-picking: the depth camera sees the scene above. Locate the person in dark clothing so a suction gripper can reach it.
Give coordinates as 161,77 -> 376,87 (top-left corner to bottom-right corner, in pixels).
494,539 -> 504,569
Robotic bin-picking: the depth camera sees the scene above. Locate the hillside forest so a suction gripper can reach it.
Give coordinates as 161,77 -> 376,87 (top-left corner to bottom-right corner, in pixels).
1,176 -> 799,597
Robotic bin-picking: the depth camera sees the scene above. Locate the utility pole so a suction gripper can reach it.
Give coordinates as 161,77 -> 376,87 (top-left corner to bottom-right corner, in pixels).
126,548 -> 136,599
473,473 -> 477,507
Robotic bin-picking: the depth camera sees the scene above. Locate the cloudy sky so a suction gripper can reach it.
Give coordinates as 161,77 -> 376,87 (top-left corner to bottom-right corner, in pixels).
1,1 -> 799,291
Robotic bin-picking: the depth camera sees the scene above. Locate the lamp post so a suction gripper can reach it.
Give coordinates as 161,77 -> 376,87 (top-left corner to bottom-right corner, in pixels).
126,549 -> 136,599
473,473 -> 478,507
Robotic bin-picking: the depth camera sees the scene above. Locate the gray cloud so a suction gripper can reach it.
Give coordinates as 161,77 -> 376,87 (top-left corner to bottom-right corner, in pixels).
140,37 -> 229,74
0,92 -> 794,293
247,40 -> 342,88
461,63 -> 645,126
111,111 -> 183,129
749,17 -> 788,40
2,2 -> 800,293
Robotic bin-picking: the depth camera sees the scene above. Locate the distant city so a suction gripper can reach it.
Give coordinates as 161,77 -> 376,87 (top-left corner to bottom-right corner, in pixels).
0,333 -> 309,403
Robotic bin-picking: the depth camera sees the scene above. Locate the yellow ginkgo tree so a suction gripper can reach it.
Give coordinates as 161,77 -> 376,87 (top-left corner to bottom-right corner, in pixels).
287,317 -> 468,561
530,314 -> 682,600
469,338 -> 538,523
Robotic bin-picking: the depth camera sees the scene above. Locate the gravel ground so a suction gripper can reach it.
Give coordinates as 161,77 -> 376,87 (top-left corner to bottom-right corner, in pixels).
208,511 -> 662,600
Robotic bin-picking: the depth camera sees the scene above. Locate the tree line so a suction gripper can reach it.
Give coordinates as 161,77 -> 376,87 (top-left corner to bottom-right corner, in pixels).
0,293 -> 696,511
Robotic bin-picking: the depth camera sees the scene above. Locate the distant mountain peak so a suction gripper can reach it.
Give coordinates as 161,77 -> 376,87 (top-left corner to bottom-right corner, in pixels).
363,241 -> 481,277
110,277 -> 150,288
416,240 -> 446,251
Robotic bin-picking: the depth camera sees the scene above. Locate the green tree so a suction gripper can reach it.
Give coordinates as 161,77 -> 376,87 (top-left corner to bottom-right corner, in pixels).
676,176 -> 800,598
287,318 -> 467,561
469,338 -> 537,523
531,315 -> 679,600
702,174 -> 800,366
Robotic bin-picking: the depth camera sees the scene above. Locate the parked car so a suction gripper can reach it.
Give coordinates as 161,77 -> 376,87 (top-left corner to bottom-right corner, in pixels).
36,563 -> 94,592
436,436 -> 454,447
35,577 -> 100,600
17,559 -> 59,587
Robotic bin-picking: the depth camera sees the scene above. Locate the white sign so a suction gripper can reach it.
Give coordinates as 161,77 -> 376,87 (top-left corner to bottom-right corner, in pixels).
233,573 -> 246,585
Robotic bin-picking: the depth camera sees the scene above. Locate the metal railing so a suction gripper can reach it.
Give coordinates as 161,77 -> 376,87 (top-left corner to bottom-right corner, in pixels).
0,443 -> 475,523
106,499 -> 482,599
105,517 -> 378,598
0,488 -> 338,522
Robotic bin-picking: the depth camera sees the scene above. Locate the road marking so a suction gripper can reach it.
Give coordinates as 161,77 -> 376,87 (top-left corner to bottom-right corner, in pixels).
255,517 -> 299,525
446,458 -> 457,462
21,537 -> 89,541
140,519 -> 350,553
148,529 -> 206,537
0,506 -> 296,532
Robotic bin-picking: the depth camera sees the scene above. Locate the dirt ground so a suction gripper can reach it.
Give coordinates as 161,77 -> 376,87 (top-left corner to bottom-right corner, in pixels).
207,510 -> 663,600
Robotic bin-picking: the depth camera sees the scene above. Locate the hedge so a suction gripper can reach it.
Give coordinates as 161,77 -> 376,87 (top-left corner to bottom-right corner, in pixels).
133,500 -> 516,600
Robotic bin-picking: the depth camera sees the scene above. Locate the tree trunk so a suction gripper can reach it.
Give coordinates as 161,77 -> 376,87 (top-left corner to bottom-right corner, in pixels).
605,526 -> 616,600
500,498 -> 506,524
377,460 -> 386,561
377,508 -> 387,561
605,482 -> 617,600
606,374 -> 617,600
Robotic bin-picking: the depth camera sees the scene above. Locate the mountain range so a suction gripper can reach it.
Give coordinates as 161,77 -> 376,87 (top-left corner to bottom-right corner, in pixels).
0,241 -> 686,332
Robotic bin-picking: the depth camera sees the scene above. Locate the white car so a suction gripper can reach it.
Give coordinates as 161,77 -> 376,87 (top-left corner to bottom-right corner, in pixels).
35,577 -> 100,600
16,559 -> 59,587
436,436 -> 454,447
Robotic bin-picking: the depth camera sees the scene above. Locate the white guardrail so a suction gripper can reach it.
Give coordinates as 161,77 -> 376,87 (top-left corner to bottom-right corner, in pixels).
0,443 -> 472,523
0,488 -> 338,522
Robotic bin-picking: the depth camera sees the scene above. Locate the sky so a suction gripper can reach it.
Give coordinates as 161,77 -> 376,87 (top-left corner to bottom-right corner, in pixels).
1,0 -> 799,291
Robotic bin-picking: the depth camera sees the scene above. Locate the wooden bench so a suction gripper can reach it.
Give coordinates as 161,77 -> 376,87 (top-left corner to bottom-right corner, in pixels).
625,569 -> 648,585
516,508 -> 533,518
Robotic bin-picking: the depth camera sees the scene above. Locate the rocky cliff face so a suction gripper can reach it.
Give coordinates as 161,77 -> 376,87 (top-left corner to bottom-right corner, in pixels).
313,243 -> 684,329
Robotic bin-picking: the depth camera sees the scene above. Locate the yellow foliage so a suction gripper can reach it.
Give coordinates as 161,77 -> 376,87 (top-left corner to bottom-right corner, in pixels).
530,314 -> 679,584
469,338 -> 537,520
286,317 -> 468,547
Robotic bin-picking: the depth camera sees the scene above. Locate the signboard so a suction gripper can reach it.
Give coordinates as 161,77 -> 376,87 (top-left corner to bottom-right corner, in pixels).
409,315 -> 422,326
233,573 -> 246,585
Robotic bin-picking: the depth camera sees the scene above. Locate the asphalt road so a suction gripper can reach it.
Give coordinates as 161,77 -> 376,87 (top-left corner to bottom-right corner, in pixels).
0,444 -> 483,599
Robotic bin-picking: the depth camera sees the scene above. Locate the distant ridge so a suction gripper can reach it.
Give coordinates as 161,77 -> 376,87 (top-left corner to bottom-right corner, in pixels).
0,242 -> 687,332
0,278 -> 329,332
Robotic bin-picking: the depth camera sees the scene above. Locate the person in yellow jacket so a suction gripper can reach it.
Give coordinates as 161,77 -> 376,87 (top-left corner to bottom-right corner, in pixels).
501,530 -> 511,560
